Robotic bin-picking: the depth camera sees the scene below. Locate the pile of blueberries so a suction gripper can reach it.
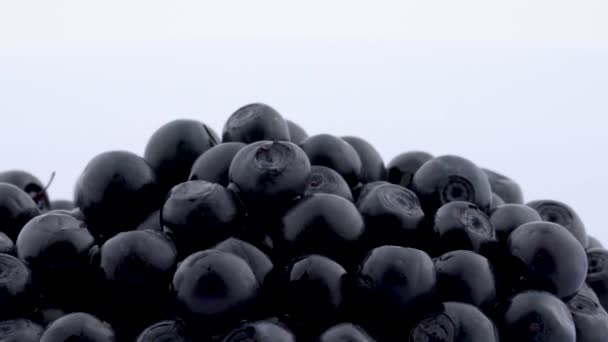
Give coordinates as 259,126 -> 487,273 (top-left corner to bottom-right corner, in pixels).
0,103 -> 607,342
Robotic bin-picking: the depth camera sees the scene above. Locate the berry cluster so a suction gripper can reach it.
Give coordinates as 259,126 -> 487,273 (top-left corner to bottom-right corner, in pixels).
0,103 -> 606,341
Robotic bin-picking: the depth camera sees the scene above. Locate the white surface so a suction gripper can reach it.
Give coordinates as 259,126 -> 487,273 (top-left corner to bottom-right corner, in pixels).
0,2 -> 607,243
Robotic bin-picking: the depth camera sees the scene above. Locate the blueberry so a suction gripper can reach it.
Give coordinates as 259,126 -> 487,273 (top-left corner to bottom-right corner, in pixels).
318,323 -> 375,342
162,180 -> 240,257
482,168 -> 524,204
507,221 -> 587,298
353,180 -> 390,203
144,119 -> 219,192
0,254 -> 34,318
489,204 -> 542,242
268,255 -> 346,335
279,194 -> 365,266
304,166 -> 353,201
387,151 -> 433,189
172,250 -> 260,332
0,170 -> 50,211
136,320 -> 191,342
587,236 -> 604,250
0,232 -> 15,255
16,213 -> 97,308
213,237 -> 274,285
229,141 -> 311,210
300,134 -> 362,187
96,230 -> 177,334
40,312 -> 116,342
497,290 -> 575,342
411,155 -> 492,215
351,246 -> 436,336
49,200 -> 75,211
566,287 -> 608,342
433,201 -> 497,254
222,103 -> 290,143
356,183 -> 425,249
409,302 -> 499,342
527,199 -> 587,247
342,136 -> 387,183
287,119 -> 308,145
135,209 -> 162,232
0,319 -> 43,342
222,320 -> 296,342
189,142 -> 246,186
74,151 -> 160,240
0,183 -> 40,241
433,250 -> 496,309
586,248 -> 608,310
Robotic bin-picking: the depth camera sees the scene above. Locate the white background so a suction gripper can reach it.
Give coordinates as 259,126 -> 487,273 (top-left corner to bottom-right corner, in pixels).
1,1 -> 607,242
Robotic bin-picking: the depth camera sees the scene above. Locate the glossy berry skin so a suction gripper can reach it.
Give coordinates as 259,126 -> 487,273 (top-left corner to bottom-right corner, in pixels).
189,142 -> 246,186
229,141 -> 311,209
586,248 -> 608,310
49,199 -> 75,211
172,250 -> 260,332
136,320 -> 191,342
433,201 -> 497,255
222,320 -> 296,342
223,103 -> 290,143
342,136 -> 387,183
566,287 -> 608,342
0,319 -> 43,342
387,151 -> 433,189
96,230 -> 177,334
356,183 -> 425,249
587,236 -> 604,250
0,170 -> 50,211
213,237 -> 274,285
507,221 -> 587,299
135,210 -> 162,232
0,254 -> 34,318
411,155 -> 492,215
162,181 -> 240,257
304,166 -> 353,202
16,213 -> 97,308
40,312 -> 116,342
0,183 -> 40,241
144,119 -> 219,192
0,232 -> 14,255
74,151 -> 160,240
497,290 -> 575,342
286,120 -> 308,145
409,302 -> 499,342
489,204 -> 542,242
527,199 -> 587,247
300,134 -> 362,187
433,250 -> 496,309
352,246 -> 436,335
482,168 -> 524,204
318,323 -> 375,342
279,194 -> 365,266
268,255 -> 346,335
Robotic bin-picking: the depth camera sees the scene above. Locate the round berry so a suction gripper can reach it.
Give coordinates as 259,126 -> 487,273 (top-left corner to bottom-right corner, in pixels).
286,119 -> 308,145
222,320 -> 295,342
507,221 -> 587,298
300,134 -> 362,187
136,320 -> 191,342
497,290 -> 575,342
412,155 -> 492,215
40,312 -> 116,342
189,142 -> 246,186
586,248 -> 608,310
0,170 -> 50,211
74,150 -> 160,240
527,199 -> 587,247
566,287 -> 608,342
342,136 -> 387,183
387,151 -> 433,189
304,166 -> 353,202
222,103 -> 290,143
433,201 -> 496,254
319,323 -> 375,342
490,204 -> 542,242
482,168 -> 524,204
0,183 -> 40,241
144,119 -> 219,192
0,319 -> 43,342
213,237 -> 274,285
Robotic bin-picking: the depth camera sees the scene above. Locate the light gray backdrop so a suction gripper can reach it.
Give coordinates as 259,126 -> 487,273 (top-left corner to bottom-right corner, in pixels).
1,1 -> 607,243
